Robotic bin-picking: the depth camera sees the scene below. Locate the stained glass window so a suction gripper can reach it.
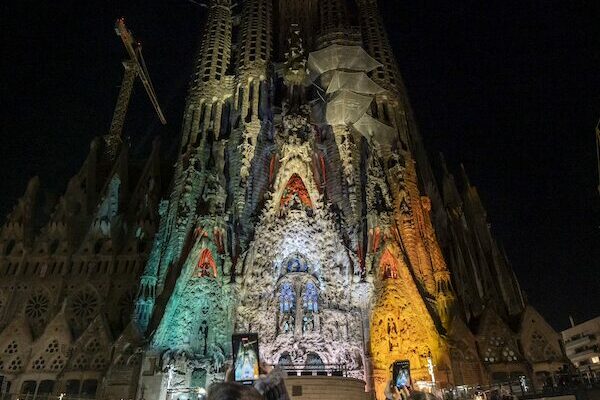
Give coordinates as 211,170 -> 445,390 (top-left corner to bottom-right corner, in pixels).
303,282 -> 318,312
280,283 -> 295,313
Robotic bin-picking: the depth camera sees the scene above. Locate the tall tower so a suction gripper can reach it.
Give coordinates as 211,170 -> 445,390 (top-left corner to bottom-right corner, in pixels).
132,1 -> 456,398
0,1 -> 567,398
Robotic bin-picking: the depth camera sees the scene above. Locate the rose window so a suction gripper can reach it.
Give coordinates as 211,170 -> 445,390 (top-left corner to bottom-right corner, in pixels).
70,292 -> 99,322
25,293 -> 49,320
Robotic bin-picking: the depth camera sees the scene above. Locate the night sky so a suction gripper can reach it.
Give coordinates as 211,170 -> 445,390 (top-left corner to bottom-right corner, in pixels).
1,1 -> 598,330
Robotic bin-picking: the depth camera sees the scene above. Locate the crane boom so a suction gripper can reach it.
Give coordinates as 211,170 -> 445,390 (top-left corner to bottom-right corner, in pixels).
114,18 -> 166,125
104,18 -> 166,159
105,61 -> 138,157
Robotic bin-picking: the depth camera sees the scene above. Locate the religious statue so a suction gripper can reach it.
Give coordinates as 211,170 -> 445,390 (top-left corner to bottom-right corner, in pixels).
208,343 -> 225,373
302,313 -> 314,333
198,320 -> 209,355
282,313 -> 295,334
388,319 -> 399,352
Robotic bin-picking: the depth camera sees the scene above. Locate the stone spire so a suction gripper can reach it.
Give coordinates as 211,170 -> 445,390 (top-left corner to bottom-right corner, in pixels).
134,0 -> 234,333
317,0 -> 361,48
440,153 -> 463,211
181,0 -> 233,149
355,0 -> 404,95
458,165 -> 525,316
188,0 -> 232,102
236,0 -> 273,122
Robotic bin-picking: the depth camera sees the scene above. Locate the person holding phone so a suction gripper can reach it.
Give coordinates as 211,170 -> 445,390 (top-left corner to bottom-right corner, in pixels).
207,362 -> 290,400
232,334 -> 261,384
206,333 -> 290,400
385,380 -> 411,400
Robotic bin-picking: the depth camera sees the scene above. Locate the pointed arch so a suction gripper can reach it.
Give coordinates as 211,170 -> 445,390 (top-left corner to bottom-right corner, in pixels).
196,248 -> 217,278
519,306 -> 563,363
0,317 -> 33,373
279,282 -> 296,314
305,352 -> 324,366
280,173 -> 313,209
302,282 -> 318,313
477,309 -> 521,364
379,247 -> 398,279
67,314 -> 112,372
277,352 -> 292,366
304,352 -> 326,375
27,310 -> 72,373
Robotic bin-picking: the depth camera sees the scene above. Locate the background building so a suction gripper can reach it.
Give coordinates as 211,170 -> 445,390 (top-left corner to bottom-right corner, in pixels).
0,1 -> 567,399
561,317 -> 600,377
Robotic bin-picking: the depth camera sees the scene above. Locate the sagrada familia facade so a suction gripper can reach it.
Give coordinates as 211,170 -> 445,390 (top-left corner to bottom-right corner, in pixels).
0,1 -> 567,399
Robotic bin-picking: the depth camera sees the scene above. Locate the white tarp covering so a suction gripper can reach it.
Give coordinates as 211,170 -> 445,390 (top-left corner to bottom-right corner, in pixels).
308,44 -> 397,143
352,114 -> 397,143
307,44 -> 382,79
326,71 -> 386,95
325,91 -> 374,125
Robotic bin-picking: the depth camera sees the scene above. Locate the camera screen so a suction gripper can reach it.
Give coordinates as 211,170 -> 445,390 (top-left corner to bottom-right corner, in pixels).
232,333 -> 260,384
393,360 -> 411,389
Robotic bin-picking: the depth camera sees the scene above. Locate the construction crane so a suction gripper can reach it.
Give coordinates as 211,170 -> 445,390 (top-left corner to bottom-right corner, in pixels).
104,18 -> 167,159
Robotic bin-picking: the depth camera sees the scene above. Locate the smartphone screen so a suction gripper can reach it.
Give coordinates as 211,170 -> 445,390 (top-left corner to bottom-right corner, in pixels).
232,333 -> 260,384
393,360 -> 411,389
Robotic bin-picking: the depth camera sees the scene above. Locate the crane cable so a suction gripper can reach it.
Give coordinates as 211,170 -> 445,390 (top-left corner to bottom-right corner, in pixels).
138,48 -> 159,103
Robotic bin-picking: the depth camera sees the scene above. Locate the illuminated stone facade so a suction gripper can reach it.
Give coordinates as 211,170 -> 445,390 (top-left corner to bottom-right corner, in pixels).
0,1 -> 566,400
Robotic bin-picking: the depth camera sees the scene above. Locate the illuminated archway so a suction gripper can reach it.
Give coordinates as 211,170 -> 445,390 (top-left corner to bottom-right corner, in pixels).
280,173 -> 313,209
380,248 -> 398,279
196,249 -> 217,278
